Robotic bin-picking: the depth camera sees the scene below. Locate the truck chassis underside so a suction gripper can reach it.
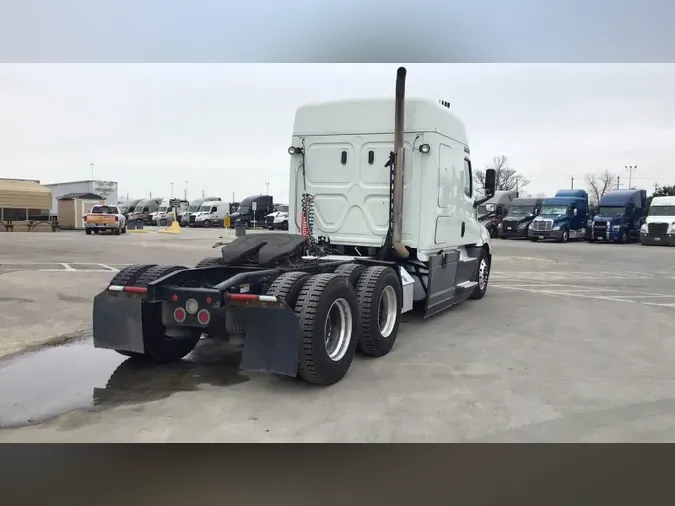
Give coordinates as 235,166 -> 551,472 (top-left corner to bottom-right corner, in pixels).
92,233 -> 490,385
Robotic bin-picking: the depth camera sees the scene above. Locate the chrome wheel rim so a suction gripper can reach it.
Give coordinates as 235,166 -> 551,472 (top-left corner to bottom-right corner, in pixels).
378,285 -> 398,338
478,259 -> 489,291
324,298 -> 352,361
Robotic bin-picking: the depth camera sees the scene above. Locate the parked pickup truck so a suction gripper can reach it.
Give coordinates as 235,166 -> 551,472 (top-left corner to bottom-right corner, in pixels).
84,205 -> 127,235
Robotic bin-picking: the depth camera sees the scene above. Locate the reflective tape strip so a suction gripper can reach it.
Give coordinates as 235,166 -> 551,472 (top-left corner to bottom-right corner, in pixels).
108,285 -> 148,294
258,295 -> 278,303
227,293 -> 278,303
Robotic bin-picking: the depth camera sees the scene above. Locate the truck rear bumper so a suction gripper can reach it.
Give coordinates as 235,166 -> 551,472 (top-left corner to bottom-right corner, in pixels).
92,290 -> 302,376
640,233 -> 675,246
86,224 -> 119,230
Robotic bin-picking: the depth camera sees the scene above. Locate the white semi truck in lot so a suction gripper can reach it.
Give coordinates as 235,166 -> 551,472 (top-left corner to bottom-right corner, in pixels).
91,67 -> 497,386
640,196 -> 675,246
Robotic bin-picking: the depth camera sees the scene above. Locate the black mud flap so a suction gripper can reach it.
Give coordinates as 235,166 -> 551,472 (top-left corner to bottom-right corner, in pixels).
239,304 -> 301,377
92,292 -> 145,353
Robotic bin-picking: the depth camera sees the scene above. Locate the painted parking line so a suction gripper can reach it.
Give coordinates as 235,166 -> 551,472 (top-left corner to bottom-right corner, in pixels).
491,271 -> 655,281
0,262 -> 121,272
0,262 -> 200,273
491,281 -> 675,308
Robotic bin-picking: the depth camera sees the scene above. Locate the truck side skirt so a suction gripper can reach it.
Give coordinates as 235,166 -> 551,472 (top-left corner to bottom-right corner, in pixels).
422,246 -> 480,318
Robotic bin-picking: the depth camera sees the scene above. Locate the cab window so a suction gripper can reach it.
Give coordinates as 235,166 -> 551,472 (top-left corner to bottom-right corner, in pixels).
463,158 -> 473,198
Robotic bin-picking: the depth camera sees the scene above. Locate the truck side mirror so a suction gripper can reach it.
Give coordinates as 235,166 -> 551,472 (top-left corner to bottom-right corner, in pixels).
573,208 -> 578,216
484,169 -> 496,197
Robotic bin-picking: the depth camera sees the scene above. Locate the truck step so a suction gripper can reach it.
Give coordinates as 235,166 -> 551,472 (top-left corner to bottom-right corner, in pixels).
456,281 -> 478,291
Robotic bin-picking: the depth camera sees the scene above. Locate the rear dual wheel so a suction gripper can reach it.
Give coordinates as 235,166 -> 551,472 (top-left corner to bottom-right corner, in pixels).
293,274 -> 359,386
335,263 -> 402,356
354,266 -> 402,357
282,265 -> 402,386
108,264 -> 202,362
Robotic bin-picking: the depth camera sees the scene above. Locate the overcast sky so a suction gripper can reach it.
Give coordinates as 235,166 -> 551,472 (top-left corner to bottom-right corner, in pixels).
1,63 -> 673,203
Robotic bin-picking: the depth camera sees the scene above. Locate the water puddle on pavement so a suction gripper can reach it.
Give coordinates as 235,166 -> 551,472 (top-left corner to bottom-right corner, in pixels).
0,338 -> 249,429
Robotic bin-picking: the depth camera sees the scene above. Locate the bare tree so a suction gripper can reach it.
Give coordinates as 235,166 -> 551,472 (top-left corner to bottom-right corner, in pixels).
586,170 -> 616,207
474,155 -> 530,195
535,192 -> 546,198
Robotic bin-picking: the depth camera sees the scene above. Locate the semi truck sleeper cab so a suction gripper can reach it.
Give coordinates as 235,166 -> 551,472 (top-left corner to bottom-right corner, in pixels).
90,67 -> 497,387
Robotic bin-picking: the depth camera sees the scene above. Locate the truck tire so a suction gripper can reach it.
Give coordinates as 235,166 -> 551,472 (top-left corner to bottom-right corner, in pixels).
159,218 -> 167,226
195,256 -> 224,268
334,263 -> 367,287
140,304 -> 202,362
265,271 -> 312,307
134,265 -> 187,287
121,225 -> 127,234
108,264 -> 157,287
135,264 -> 202,362
106,264 -> 158,358
114,227 -> 121,235
85,228 -> 92,235
204,220 -> 212,228
282,221 -> 289,231
469,249 -> 490,300
529,237 -> 538,242
294,273 -> 359,386
354,266 -> 402,357
560,228 -> 570,243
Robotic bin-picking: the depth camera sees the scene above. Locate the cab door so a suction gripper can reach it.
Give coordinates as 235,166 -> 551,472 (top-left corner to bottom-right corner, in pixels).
461,155 -> 481,245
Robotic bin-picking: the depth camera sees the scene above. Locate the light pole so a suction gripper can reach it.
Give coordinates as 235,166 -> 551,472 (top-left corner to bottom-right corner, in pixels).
625,165 -> 637,189
184,180 -> 188,200
90,163 -> 94,180
265,182 -> 270,195
170,182 -> 174,198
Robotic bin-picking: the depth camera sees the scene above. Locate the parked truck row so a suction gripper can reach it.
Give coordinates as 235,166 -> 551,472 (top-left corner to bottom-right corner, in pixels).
118,195 -> 289,230
495,187 -> 673,246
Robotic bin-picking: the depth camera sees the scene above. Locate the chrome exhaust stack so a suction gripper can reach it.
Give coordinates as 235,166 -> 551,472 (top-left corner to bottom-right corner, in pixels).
391,66 -> 409,259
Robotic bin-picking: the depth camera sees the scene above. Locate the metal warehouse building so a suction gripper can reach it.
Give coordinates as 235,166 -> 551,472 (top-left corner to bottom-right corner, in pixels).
44,180 -> 118,216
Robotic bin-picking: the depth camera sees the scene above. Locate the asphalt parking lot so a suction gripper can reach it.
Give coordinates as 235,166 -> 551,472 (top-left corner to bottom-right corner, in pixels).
1,228 -> 674,442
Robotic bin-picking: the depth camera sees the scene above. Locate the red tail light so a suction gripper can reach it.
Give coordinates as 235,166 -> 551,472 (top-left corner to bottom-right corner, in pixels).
115,216 -> 119,222
83,215 -> 88,222
197,309 -> 211,325
174,307 -> 187,323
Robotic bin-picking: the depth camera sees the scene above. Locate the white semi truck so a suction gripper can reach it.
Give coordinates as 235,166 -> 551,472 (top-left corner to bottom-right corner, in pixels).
91,67 -> 497,386
640,196 -> 675,246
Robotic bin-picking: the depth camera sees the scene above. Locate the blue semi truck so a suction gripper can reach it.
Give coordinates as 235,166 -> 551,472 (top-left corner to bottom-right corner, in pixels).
589,189 -> 646,243
528,189 -> 589,243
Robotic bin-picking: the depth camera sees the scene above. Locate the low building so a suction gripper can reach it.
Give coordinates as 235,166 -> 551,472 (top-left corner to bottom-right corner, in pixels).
44,180 -> 118,216
0,178 -> 52,222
